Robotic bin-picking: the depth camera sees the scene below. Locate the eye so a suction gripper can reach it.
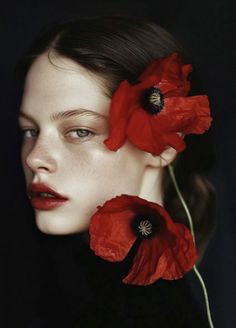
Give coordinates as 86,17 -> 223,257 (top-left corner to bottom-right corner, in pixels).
21,128 -> 39,138
66,128 -> 94,139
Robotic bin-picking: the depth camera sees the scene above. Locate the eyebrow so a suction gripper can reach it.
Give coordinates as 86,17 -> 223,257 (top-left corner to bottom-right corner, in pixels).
19,108 -> 108,122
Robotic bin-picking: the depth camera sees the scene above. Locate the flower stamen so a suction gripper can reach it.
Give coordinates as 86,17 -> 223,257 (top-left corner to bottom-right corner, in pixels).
138,219 -> 153,236
142,87 -> 164,115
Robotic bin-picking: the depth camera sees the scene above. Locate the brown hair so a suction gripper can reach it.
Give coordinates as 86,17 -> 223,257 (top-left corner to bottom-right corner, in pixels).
15,16 -> 216,257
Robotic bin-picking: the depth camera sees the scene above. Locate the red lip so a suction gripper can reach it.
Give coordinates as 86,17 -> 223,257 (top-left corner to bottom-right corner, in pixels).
28,183 -> 68,211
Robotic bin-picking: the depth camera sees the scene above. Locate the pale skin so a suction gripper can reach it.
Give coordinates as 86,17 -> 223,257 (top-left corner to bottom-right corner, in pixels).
19,52 -> 177,235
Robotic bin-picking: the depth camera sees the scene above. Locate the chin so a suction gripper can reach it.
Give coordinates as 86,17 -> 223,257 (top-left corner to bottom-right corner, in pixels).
35,213 -> 90,235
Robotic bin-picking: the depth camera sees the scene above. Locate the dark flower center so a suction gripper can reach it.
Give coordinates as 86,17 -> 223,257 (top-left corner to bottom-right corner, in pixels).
132,213 -> 161,239
142,87 -> 164,115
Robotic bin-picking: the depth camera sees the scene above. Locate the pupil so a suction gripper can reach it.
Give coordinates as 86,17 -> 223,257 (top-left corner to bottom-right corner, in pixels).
77,129 -> 88,137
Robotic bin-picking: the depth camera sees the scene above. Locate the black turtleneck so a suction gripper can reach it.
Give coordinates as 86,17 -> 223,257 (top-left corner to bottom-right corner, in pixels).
28,234 -> 209,328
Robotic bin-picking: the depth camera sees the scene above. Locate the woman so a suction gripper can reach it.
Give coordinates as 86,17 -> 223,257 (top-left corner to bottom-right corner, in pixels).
16,16 -> 215,327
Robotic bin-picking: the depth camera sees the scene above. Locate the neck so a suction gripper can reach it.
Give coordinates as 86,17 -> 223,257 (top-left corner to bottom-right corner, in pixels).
139,166 -> 164,205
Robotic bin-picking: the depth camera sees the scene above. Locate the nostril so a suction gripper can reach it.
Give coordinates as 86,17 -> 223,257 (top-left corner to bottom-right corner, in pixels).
26,154 -> 57,173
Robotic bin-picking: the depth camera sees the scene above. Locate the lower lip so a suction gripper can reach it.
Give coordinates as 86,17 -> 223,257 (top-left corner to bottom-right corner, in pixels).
30,197 -> 68,210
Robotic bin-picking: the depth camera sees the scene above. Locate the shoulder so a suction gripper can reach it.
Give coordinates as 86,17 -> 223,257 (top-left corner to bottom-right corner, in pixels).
74,278 -> 209,328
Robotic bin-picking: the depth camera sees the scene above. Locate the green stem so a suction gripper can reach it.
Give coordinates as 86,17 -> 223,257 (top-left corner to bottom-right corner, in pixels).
168,164 -> 214,328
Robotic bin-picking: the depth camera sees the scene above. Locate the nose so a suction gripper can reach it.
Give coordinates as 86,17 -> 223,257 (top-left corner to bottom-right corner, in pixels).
24,138 -> 57,174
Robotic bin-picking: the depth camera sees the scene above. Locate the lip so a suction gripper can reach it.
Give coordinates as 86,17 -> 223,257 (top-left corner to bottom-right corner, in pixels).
28,183 -> 69,211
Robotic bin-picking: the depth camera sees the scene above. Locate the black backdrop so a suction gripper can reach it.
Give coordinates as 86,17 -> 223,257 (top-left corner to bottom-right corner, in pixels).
1,0 -> 235,327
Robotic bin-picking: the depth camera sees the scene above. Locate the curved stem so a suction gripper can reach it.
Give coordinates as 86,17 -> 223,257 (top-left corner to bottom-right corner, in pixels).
168,164 -> 214,328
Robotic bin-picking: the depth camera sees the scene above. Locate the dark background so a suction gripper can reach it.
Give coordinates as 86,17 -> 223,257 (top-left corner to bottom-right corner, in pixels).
1,0 -> 235,327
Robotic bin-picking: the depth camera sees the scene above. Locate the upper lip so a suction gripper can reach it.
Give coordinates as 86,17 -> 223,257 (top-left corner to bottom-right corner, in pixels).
28,183 -> 68,200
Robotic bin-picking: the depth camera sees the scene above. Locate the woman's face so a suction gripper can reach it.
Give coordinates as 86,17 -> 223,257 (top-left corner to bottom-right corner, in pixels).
19,53 -> 150,235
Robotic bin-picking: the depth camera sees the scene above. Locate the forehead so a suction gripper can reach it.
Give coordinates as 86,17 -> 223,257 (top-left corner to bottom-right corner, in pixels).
20,53 -> 110,117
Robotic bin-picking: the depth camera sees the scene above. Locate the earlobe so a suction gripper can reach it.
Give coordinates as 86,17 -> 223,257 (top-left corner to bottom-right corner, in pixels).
159,132 -> 184,167
159,146 -> 178,167
146,133 -> 183,168
145,146 -> 177,168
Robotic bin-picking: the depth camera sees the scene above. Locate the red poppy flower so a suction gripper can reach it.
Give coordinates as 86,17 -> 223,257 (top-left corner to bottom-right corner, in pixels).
89,195 -> 198,286
104,52 -> 212,155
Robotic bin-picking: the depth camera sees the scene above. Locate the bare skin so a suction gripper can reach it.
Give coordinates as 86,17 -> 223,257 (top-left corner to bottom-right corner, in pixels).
19,52 -> 176,235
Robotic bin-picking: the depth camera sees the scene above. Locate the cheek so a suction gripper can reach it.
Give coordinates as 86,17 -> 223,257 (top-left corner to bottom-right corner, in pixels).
21,144 -> 32,180
64,142 -> 146,196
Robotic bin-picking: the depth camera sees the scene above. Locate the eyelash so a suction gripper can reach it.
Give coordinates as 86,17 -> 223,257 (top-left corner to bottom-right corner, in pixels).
21,128 -> 94,140
21,128 -> 39,138
65,128 -> 94,139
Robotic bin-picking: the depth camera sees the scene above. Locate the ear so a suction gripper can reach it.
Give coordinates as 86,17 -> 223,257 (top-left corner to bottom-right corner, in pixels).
158,132 -> 183,167
159,146 -> 178,167
145,146 -> 177,168
146,133 -> 183,168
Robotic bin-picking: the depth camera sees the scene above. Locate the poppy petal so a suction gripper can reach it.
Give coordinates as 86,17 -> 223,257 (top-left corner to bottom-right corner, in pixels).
89,195 -> 198,286
139,53 -> 180,83
159,224 -> 198,280
126,108 -> 164,154
179,96 -> 212,134
89,195 -> 137,262
104,80 -> 131,150
122,230 -> 174,285
123,223 -> 197,285
162,132 -> 186,152
104,52 -> 212,156
126,106 -> 186,155
159,80 -> 191,97
139,53 -> 192,96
